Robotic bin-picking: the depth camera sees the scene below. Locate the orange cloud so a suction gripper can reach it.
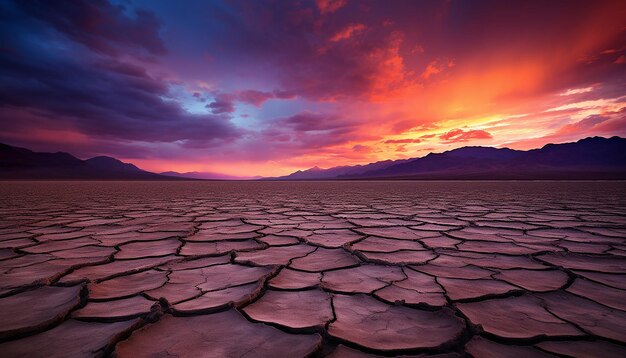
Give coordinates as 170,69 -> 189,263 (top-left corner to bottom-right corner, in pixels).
421,59 -> 455,80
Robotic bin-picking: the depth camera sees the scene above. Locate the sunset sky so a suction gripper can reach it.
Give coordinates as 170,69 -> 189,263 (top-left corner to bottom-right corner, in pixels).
1,0 -> 625,177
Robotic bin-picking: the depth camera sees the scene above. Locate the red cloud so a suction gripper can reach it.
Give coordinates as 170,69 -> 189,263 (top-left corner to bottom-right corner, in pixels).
421,59 -> 455,80
439,129 -> 493,143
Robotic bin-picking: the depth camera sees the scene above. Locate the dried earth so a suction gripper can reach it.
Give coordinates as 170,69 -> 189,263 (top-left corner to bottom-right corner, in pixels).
0,181 -> 625,357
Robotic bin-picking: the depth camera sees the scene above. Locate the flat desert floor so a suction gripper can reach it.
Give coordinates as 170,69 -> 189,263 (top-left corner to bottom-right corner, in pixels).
1,181 -> 625,357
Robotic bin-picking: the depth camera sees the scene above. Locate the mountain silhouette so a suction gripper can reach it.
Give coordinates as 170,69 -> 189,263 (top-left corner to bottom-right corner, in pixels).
274,136 -> 626,180
0,143 -> 174,180
276,160 -> 412,180
3,137 -> 625,180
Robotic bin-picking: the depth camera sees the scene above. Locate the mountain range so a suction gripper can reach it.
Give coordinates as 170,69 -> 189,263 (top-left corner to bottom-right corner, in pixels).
272,136 -> 626,180
1,136 -> 625,180
0,143 -> 173,180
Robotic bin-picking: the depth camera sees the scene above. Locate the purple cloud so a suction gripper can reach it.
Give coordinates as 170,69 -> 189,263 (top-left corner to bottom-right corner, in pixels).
0,0 -> 241,148
16,0 -> 167,57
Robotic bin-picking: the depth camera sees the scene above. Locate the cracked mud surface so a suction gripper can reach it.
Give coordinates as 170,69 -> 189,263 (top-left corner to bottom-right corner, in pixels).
0,180 -> 625,357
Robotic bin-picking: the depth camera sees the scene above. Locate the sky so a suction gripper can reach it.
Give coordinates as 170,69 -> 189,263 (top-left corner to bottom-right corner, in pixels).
1,0 -> 625,177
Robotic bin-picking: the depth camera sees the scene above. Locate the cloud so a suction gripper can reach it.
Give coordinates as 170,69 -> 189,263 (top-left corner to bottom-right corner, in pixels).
329,24 -> 366,42
421,59 -> 455,80
551,114 -> 611,136
236,90 -> 275,106
231,111 -> 368,162
0,0 -> 241,147
16,0 -> 167,57
2,0 -> 626,176
439,129 -> 493,143
505,109 -> 626,150
316,0 -> 348,14
235,89 -> 297,106
543,110 -> 624,139
273,90 -> 298,99
560,87 -> 594,96
352,144 -> 370,153
205,89 -> 297,112
395,145 -> 408,152
278,112 -> 352,132
202,1 -> 415,101
206,95 -> 236,114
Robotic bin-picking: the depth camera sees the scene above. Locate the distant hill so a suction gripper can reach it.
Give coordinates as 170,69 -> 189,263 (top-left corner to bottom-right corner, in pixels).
0,143 -> 177,180
4,137 -> 625,180
275,159 -> 412,180
272,136 -> 626,180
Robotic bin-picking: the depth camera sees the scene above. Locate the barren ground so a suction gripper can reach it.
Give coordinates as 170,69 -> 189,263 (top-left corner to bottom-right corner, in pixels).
0,181 -> 625,357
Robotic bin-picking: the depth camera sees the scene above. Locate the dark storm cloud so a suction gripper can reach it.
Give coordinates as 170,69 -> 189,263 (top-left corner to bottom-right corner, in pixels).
15,0 -> 167,56
0,0 -> 241,146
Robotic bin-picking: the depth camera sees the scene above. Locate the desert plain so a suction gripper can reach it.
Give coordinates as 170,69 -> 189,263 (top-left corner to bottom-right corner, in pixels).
0,181 -> 625,357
